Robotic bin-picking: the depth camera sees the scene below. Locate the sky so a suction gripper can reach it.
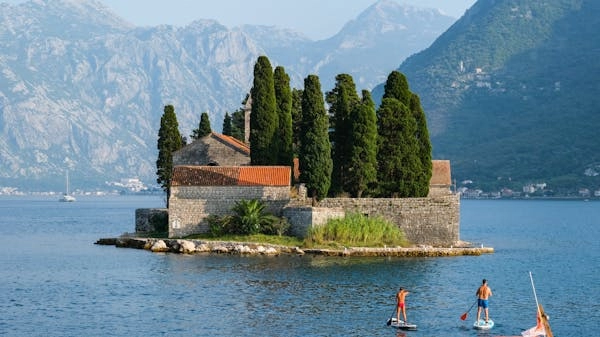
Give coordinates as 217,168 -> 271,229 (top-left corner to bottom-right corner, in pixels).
5,0 -> 477,40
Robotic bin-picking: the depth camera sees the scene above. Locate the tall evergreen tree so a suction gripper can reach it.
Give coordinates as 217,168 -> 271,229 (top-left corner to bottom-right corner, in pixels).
291,88 -> 303,157
191,112 -> 211,140
326,74 -> 360,196
222,112 -> 233,136
383,71 -> 411,106
347,90 -> 378,197
377,70 -> 432,197
376,98 -> 421,197
273,66 -> 293,167
250,56 -> 278,165
299,75 -> 332,202
410,93 -> 432,197
231,108 -> 245,142
156,104 -> 183,206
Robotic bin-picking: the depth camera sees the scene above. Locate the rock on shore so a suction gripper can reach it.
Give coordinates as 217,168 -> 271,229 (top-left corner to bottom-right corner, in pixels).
95,237 -> 494,257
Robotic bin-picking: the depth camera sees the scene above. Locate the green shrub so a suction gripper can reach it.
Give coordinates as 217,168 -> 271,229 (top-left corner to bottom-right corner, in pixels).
231,199 -> 277,235
207,215 -> 224,237
260,217 -> 291,236
206,199 -> 289,236
305,212 -> 408,248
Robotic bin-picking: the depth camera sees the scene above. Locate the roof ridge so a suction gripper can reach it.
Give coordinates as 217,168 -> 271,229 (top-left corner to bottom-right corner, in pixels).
211,132 -> 250,155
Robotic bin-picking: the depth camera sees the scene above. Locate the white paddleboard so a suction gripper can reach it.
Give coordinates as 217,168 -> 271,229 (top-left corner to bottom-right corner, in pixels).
390,318 -> 417,330
473,319 -> 494,330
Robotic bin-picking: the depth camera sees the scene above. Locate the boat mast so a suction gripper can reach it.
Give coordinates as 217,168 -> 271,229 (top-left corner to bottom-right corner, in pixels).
66,170 -> 70,195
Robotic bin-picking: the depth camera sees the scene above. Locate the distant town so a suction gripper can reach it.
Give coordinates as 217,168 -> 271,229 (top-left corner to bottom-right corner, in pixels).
457,180 -> 600,200
1,177 -> 599,200
0,178 -> 163,196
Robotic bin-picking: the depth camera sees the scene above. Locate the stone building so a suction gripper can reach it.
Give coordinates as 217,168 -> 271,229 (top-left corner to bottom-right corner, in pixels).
173,132 -> 250,167
428,160 -> 453,196
168,165 -> 291,237
140,131 -> 460,245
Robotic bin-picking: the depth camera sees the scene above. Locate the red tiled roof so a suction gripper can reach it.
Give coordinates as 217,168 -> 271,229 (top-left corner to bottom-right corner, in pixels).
211,132 -> 249,155
430,160 -> 451,186
172,166 -> 290,186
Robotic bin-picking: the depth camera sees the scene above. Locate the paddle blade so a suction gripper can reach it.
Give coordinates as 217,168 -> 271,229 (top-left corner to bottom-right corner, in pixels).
386,318 -> 392,326
460,312 -> 468,321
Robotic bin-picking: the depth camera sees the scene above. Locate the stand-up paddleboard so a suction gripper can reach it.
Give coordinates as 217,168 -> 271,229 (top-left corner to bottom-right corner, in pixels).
473,319 -> 494,330
390,318 -> 417,330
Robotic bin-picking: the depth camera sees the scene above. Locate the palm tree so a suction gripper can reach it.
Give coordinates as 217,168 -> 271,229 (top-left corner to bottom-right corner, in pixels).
231,199 -> 278,235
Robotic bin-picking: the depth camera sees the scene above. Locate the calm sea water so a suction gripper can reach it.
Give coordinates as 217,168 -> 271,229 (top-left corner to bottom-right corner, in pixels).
0,196 -> 598,337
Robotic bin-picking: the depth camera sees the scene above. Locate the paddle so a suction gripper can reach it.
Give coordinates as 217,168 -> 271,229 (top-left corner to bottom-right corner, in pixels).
386,307 -> 397,326
460,300 -> 477,321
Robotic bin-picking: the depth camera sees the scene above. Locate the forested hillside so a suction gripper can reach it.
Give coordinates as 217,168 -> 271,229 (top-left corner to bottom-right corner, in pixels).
382,0 -> 600,194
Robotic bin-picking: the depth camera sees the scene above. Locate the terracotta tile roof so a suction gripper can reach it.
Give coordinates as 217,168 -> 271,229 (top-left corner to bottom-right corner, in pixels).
430,160 -> 452,186
172,166 -> 290,186
211,132 -> 250,155
238,166 -> 291,186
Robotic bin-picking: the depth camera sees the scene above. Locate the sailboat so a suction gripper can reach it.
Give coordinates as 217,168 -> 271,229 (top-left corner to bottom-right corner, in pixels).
520,272 -> 553,337
59,170 -> 76,202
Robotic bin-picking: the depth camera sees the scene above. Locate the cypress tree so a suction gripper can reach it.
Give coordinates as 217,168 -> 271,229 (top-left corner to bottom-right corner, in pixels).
273,66 -> 293,167
410,93 -> 432,197
291,88 -> 303,157
377,71 -> 431,197
191,112 -> 211,140
231,108 -> 245,142
156,104 -> 183,205
222,112 -> 233,136
376,98 -> 402,196
347,90 -> 378,197
376,98 -> 421,197
326,74 -> 360,196
299,75 -> 332,202
383,71 -> 411,107
250,56 -> 278,165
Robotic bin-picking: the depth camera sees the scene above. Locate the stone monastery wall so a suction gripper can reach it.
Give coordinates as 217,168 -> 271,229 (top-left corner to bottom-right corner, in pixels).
315,195 -> 460,246
167,185 -> 290,237
137,193 -> 460,247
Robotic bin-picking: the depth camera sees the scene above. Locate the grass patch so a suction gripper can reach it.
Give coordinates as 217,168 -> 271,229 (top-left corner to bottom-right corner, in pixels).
160,213 -> 408,250
304,212 -> 409,248
185,233 -> 304,247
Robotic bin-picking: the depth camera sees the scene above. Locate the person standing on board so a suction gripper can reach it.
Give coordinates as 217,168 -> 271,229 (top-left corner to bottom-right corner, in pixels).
396,287 -> 410,323
476,279 -> 493,323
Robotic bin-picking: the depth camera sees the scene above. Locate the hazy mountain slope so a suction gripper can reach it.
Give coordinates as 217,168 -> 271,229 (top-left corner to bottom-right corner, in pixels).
312,0 -> 455,90
379,0 -> 600,192
0,0 -> 454,190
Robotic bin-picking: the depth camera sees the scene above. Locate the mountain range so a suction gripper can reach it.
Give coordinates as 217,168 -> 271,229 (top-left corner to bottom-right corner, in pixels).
0,0 -> 454,191
2,0 -> 598,196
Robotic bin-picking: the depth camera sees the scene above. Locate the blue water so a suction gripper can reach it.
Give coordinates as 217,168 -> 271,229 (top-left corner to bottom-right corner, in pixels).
0,197 -> 598,336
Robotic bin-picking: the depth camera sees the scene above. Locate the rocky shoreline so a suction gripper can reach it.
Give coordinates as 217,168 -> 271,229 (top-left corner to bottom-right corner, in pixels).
95,237 -> 494,257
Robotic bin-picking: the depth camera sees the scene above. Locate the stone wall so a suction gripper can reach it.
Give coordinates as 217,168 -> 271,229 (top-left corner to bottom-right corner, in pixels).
315,194 -> 460,246
167,185 -> 290,237
135,208 -> 168,233
135,192 -> 461,246
282,207 -> 345,237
